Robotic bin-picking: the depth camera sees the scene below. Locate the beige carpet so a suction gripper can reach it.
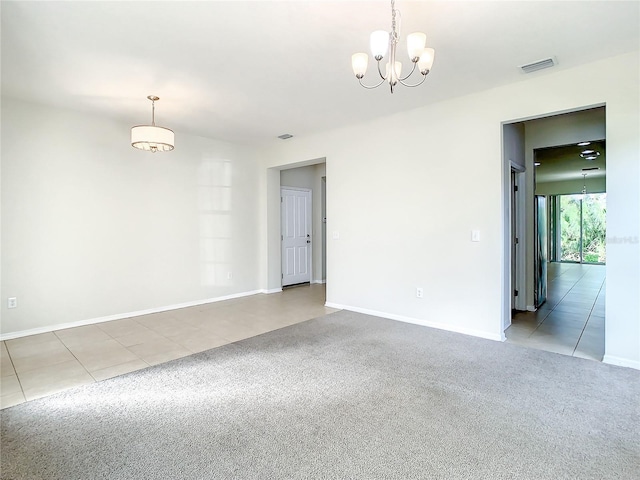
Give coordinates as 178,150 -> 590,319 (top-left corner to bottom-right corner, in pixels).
2,311 -> 639,479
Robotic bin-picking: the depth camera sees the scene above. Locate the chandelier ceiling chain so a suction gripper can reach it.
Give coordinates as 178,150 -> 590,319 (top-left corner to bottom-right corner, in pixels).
351,0 -> 435,93
390,0 -> 399,45
131,95 -> 175,153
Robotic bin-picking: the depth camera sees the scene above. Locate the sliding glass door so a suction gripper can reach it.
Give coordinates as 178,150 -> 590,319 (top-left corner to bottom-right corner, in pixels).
550,193 -> 606,264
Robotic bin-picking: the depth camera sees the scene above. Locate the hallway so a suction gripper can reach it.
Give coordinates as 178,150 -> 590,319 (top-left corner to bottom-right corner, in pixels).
506,263 -> 605,361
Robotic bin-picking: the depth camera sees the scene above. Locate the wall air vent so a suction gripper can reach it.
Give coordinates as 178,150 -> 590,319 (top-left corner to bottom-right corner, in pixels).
582,167 -> 600,172
278,134 -> 293,140
520,57 -> 557,74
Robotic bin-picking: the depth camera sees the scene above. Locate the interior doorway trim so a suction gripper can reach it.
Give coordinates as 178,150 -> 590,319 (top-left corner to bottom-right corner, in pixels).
265,157 -> 327,294
511,162 -> 526,313
501,103 -> 607,347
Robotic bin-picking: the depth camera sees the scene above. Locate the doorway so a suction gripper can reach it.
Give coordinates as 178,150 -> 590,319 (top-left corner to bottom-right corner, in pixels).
272,160 -> 327,295
502,106 -> 606,361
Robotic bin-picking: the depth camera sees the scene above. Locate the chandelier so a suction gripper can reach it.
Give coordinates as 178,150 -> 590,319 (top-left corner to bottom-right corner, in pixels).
351,0 -> 435,93
131,95 -> 175,152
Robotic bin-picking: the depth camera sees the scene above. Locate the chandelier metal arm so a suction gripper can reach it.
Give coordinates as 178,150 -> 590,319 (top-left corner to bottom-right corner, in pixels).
358,76 -> 387,89
376,60 -> 387,80
397,72 -> 429,88
397,62 -> 417,82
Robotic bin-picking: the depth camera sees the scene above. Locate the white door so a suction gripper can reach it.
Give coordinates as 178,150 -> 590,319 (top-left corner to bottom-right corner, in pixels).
281,188 -> 312,286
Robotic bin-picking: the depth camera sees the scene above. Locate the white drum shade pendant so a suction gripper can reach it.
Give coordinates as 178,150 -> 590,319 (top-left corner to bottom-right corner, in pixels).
131,95 -> 175,152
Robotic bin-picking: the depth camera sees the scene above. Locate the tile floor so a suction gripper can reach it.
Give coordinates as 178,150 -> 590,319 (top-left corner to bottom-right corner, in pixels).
506,262 -> 605,361
1,284 -> 338,409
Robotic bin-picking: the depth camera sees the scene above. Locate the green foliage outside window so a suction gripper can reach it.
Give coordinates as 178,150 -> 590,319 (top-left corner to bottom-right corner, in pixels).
560,194 -> 606,263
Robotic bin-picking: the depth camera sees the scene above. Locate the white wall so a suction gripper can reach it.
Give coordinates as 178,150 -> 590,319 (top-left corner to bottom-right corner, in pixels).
280,163 -> 326,283
281,165 -> 315,190
260,52 -> 640,367
1,98 -> 261,337
3,53 -> 638,368
503,123 -> 525,171
536,177 -> 606,196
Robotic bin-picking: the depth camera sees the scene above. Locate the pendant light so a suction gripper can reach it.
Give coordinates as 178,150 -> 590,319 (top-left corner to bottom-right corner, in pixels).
131,95 -> 175,152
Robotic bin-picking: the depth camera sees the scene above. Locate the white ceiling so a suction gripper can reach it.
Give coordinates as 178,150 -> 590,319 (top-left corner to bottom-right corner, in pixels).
2,1 -> 639,145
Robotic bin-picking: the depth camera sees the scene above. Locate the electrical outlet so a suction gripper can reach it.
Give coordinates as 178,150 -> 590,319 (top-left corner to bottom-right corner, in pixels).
416,288 -> 424,299
8,297 -> 17,309
227,272 -> 233,280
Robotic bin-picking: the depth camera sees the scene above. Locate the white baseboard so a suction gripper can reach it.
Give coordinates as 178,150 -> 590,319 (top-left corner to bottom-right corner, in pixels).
261,288 -> 283,294
311,280 -> 326,285
0,290 -> 264,341
324,303 -> 503,342
526,305 -> 537,312
603,355 -> 640,370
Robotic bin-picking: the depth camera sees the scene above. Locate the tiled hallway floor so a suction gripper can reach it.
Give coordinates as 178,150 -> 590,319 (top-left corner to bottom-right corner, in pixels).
506,263 -> 605,361
1,285 -> 338,409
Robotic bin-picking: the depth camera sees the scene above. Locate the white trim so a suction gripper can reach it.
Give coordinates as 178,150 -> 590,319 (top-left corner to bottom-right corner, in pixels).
503,317 -> 512,331
513,170 -> 527,312
603,355 -> 640,370
280,185 -> 312,192
0,290 -> 263,341
311,279 -> 326,284
262,288 -> 283,294
324,303 -> 503,342
526,305 -> 537,312
510,160 -> 525,173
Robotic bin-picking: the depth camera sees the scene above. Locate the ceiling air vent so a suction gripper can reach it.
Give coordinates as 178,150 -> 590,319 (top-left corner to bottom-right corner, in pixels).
278,134 -> 293,140
520,57 -> 557,74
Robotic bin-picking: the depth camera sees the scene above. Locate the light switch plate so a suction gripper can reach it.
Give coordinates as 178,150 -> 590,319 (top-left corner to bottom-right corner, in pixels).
471,230 -> 481,242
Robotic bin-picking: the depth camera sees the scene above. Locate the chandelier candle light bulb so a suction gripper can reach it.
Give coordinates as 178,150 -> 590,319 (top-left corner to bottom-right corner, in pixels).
352,53 -> 369,78
370,30 -> 390,59
351,0 -> 435,93
407,32 -> 427,61
418,48 -> 435,74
